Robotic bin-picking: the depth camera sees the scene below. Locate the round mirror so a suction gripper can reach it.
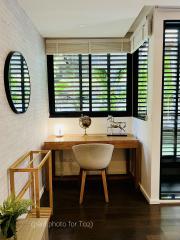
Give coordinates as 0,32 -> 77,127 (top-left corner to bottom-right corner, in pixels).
4,51 -> 31,113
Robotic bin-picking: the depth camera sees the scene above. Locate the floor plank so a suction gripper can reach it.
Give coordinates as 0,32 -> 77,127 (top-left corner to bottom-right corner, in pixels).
41,178 -> 180,240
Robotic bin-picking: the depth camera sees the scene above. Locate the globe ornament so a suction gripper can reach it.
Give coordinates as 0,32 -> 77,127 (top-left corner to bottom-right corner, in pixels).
79,115 -> 91,135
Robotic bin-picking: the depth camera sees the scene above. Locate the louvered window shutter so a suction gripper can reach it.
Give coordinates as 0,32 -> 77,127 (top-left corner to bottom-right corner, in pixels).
160,21 -> 180,200
48,53 -> 131,117
133,41 -> 149,119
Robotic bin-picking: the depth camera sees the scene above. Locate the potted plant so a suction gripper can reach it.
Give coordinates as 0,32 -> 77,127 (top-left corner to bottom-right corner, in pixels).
0,195 -> 32,239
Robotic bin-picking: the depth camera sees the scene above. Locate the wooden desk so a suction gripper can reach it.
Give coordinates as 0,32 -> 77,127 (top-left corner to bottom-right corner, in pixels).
43,134 -> 141,188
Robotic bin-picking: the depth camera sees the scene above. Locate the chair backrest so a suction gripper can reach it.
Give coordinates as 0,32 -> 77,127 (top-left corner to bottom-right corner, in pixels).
72,143 -> 114,170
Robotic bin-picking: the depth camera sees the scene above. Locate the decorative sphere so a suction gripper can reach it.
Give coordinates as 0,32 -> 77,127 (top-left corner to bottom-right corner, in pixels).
79,115 -> 91,130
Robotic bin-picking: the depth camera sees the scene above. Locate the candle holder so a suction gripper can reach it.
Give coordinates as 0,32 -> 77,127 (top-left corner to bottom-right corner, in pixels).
79,115 -> 91,135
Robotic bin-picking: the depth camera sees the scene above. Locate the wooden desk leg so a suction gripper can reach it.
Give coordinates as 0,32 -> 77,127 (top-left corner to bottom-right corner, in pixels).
135,145 -> 141,189
128,149 -> 135,178
126,149 -> 130,175
52,150 -> 55,180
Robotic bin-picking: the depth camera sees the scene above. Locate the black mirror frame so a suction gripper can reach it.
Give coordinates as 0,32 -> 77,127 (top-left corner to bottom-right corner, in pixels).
4,51 -> 31,114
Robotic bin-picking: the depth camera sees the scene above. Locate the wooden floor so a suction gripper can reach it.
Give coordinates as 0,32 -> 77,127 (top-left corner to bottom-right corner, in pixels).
41,178 -> 180,240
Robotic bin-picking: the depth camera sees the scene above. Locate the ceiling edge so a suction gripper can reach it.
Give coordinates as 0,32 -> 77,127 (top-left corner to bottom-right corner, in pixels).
125,6 -> 154,38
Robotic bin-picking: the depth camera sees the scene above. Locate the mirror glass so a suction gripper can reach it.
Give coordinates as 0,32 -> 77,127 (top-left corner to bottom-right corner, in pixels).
4,51 -> 31,113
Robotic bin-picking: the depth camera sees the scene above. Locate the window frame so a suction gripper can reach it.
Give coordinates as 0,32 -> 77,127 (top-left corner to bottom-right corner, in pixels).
47,53 -> 132,118
133,41 -> 149,120
160,20 -> 180,200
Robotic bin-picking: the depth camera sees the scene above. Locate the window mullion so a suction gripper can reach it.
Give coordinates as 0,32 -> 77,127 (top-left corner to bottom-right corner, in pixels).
47,55 -> 55,115
127,53 -> 133,115
89,54 -> 92,112
133,51 -> 138,117
174,29 -> 180,158
79,54 -> 83,111
107,54 -> 111,112
20,55 -> 25,112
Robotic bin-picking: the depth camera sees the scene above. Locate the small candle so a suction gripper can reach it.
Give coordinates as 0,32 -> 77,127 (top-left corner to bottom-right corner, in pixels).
54,125 -> 64,137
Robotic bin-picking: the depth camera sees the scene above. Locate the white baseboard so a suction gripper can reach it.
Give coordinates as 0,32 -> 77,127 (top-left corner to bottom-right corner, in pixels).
159,200 -> 180,204
140,184 -> 151,204
140,184 -> 159,204
149,199 -> 160,204
140,184 -> 180,204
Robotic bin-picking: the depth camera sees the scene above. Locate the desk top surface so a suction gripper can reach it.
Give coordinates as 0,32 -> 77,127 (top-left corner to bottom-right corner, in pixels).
44,134 -> 140,149
45,134 -> 138,143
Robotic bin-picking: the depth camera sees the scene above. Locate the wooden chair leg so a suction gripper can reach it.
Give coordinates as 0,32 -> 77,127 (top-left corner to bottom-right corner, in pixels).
79,168 -> 82,184
101,170 -> 109,203
80,170 -> 86,204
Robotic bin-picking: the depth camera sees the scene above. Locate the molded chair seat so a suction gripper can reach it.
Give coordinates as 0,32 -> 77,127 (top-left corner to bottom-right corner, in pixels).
72,143 -> 114,204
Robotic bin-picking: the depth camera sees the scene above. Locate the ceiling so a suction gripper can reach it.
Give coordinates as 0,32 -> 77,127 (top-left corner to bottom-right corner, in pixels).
17,0 -> 180,38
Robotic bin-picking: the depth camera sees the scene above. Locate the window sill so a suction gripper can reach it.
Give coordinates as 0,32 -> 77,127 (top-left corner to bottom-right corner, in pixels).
49,111 -> 132,118
133,115 -> 148,121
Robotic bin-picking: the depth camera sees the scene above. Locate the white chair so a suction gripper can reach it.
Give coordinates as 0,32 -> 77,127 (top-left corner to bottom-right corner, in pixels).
72,143 -> 114,204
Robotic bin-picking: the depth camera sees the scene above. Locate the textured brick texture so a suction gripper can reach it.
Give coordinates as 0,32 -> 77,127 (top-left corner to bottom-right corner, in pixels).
0,0 -> 48,203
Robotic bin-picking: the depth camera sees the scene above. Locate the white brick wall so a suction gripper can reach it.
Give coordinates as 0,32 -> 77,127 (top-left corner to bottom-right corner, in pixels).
0,0 -> 48,203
